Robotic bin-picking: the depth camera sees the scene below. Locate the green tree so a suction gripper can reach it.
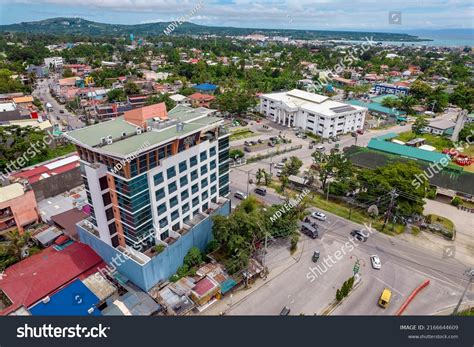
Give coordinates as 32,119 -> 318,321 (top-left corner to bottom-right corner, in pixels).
124,81 -> 140,96
449,83 -> 474,112
5,230 -> 31,261
311,151 -> 353,190
282,156 -> 303,177
145,94 -> 176,110
409,79 -> 432,100
107,88 -> 126,102
229,149 -> 244,160
412,116 -> 429,135
183,247 -> 203,267
256,168 -> 266,185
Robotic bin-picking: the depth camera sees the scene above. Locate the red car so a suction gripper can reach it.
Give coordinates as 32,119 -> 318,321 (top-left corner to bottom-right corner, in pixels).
356,129 -> 364,135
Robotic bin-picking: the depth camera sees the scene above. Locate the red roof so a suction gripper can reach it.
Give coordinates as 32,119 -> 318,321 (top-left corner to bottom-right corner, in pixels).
189,93 -> 215,101
0,242 -> 104,315
12,155 -> 79,184
193,277 -> 217,297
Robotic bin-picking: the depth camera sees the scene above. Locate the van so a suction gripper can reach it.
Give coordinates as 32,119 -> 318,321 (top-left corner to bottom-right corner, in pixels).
254,187 -> 267,196
378,288 -> 392,308
234,191 -> 247,200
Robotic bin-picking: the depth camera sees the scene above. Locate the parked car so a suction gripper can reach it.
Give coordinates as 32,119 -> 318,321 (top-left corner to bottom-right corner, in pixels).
257,139 -> 263,144
59,109 -> 65,114
244,146 -> 251,153
234,191 -> 247,200
316,145 -> 325,152
275,162 -> 285,169
370,255 -> 381,269
281,157 -> 288,162
356,129 -> 364,135
268,142 -> 275,147
350,229 -> 368,242
311,211 -> 327,221
276,170 -> 282,177
244,141 -> 250,146
280,306 -> 291,315
301,224 -> 318,239
254,187 -> 267,196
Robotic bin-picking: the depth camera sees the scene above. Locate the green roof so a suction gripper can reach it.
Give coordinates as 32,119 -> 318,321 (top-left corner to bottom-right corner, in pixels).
368,138 -> 447,163
347,99 -> 406,116
65,106 -> 222,158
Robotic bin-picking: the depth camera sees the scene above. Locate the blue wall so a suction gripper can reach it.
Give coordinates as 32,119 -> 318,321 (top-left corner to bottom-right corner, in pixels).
77,201 -> 230,291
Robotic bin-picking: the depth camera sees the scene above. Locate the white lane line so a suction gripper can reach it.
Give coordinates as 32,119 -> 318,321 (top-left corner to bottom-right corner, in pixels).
369,274 -> 404,296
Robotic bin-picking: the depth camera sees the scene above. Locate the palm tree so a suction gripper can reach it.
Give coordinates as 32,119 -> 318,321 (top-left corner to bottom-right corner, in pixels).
5,230 -> 31,261
256,168 -> 266,185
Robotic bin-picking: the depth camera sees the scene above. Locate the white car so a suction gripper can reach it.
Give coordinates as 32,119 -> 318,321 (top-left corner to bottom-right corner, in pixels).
275,162 -> 285,169
311,211 -> 327,221
370,255 -> 381,269
234,191 -> 247,200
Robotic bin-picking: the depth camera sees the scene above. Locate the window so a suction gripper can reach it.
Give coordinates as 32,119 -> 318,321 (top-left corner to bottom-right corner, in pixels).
210,160 -> 216,170
157,203 -> 166,215
210,173 -> 216,182
202,202 -> 209,211
211,185 -> 217,195
108,222 -> 117,236
191,170 -> 198,181
167,167 -> 176,179
159,217 -> 168,228
105,207 -> 114,221
102,192 -> 111,206
191,184 -> 199,194
181,190 -> 189,201
202,191 -> 209,201
201,178 -> 208,189
200,151 -> 207,161
171,210 -> 179,221
168,182 -> 177,194
155,188 -> 165,201
179,160 -> 187,173
154,172 -> 164,185
210,147 -> 216,157
200,165 -> 208,175
192,196 -> 199,207
180,176 -> 188,187
99,176 -> 108,191
160,230 -> 169,241
182,203 -> 190,214
190,155 -> 198,167
170,196 -> 178,208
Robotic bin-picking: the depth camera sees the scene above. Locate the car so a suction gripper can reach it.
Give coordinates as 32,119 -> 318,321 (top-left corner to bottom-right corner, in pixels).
350,229 -> 368,242
301,224 -> 318,239
59,109 -> 64,114
309,144 -> 314,149
311,211 -> 327,221
370,255 -> 381,269
244,146 -> 251,153
244,141 -> 250,146
315,145 -> 325,152
275,162 -> 285,169
257,139 -> 263,144
254,187 -> 267,196
234,191 -> 247,200
249,140 -> 257,146
280,306 -> 291,315
268,142 -> 275,147
356,129 -> 364,135
281,157 -> 288,162
276,169 -> 282,177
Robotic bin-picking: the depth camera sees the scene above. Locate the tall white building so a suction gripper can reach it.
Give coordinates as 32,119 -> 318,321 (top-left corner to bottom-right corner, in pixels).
259,89 -> 367,138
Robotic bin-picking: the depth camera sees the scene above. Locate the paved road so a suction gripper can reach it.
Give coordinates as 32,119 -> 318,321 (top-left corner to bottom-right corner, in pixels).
33,76 -> 85,130
225,203 -> 472,315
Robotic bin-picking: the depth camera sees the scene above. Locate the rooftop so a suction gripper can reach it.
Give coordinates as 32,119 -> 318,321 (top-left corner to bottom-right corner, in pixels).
12,155 -> 80,184
64,105 -> 222,158
193,83 -> 218,91
0,242 -> 105,315
346,99 -> 406,116
261,89 -> 366,116
0,183 -> 25,203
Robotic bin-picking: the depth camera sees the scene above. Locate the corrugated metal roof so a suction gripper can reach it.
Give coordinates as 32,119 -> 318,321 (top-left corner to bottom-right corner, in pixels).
368,138 -> 448,163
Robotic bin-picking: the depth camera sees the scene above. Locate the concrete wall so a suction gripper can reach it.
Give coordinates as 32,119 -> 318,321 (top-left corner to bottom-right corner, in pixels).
32,167 -> 83,201
77,200 -> 230,291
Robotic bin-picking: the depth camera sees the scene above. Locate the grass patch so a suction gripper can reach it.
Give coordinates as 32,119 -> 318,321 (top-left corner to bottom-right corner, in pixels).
426,214 -> 454,232
395,131 -> 453,151
229,129 -> 256,141
460,199 -> 474,208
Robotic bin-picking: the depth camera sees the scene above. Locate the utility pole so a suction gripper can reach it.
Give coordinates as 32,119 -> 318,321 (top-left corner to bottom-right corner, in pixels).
382,190 -> 398,232
453,269 -> 474,315
326,181 -> 331,201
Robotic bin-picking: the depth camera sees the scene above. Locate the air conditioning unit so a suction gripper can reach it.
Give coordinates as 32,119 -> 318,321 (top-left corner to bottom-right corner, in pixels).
100,137 -> 106,144
106,138 -> 113,145
146,126 -> 152,132
106,135 -> 113,140
136,127 -> 142,135
121,132 -> 127,137
42,296 -> 51,304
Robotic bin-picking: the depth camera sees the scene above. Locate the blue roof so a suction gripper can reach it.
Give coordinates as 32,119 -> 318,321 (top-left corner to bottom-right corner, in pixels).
193,83 -> 218,91
368,138 -> 448,163
29,279 -> 101,316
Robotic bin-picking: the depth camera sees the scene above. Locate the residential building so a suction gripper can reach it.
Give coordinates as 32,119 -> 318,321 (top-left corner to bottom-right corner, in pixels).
189,93 -> 216,108
64,103 -> 231,291
423,119 -> 456,136
26,64 -> 49,78
0,183 -> 40,236
192,83 -> 218,94
374,83 -> 410,96
259,89 -> 367,138
44,56 -> 64,70
169,94 -> 190,106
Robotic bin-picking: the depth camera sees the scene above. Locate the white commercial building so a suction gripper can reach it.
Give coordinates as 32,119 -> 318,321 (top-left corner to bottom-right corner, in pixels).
259,89 -> 367,138
44,56 -> 64,69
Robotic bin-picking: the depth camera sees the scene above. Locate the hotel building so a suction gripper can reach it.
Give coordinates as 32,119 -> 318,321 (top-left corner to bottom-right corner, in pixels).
64,103 -> 230,290
259,89 -> 367,138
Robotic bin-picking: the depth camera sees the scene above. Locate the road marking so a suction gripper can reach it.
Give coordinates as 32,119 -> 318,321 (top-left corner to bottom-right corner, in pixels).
369,274 -> 404,296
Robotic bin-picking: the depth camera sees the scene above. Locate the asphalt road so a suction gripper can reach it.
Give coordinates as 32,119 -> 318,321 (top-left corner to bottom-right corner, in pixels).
33,76 -> 85,130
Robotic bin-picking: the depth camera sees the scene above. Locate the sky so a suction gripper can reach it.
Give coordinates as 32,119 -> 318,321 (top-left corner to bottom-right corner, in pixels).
0,0 -> 473,32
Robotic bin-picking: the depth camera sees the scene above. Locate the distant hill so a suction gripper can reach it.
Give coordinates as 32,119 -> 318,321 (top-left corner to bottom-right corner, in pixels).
0,17 -> 429,42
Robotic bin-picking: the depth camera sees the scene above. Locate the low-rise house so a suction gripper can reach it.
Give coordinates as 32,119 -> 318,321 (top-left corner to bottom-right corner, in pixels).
189,93 -> 216,108
423,119 -> 456,136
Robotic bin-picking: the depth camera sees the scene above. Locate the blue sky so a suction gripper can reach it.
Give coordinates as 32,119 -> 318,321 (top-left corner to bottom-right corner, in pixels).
0,0 -> 473,31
